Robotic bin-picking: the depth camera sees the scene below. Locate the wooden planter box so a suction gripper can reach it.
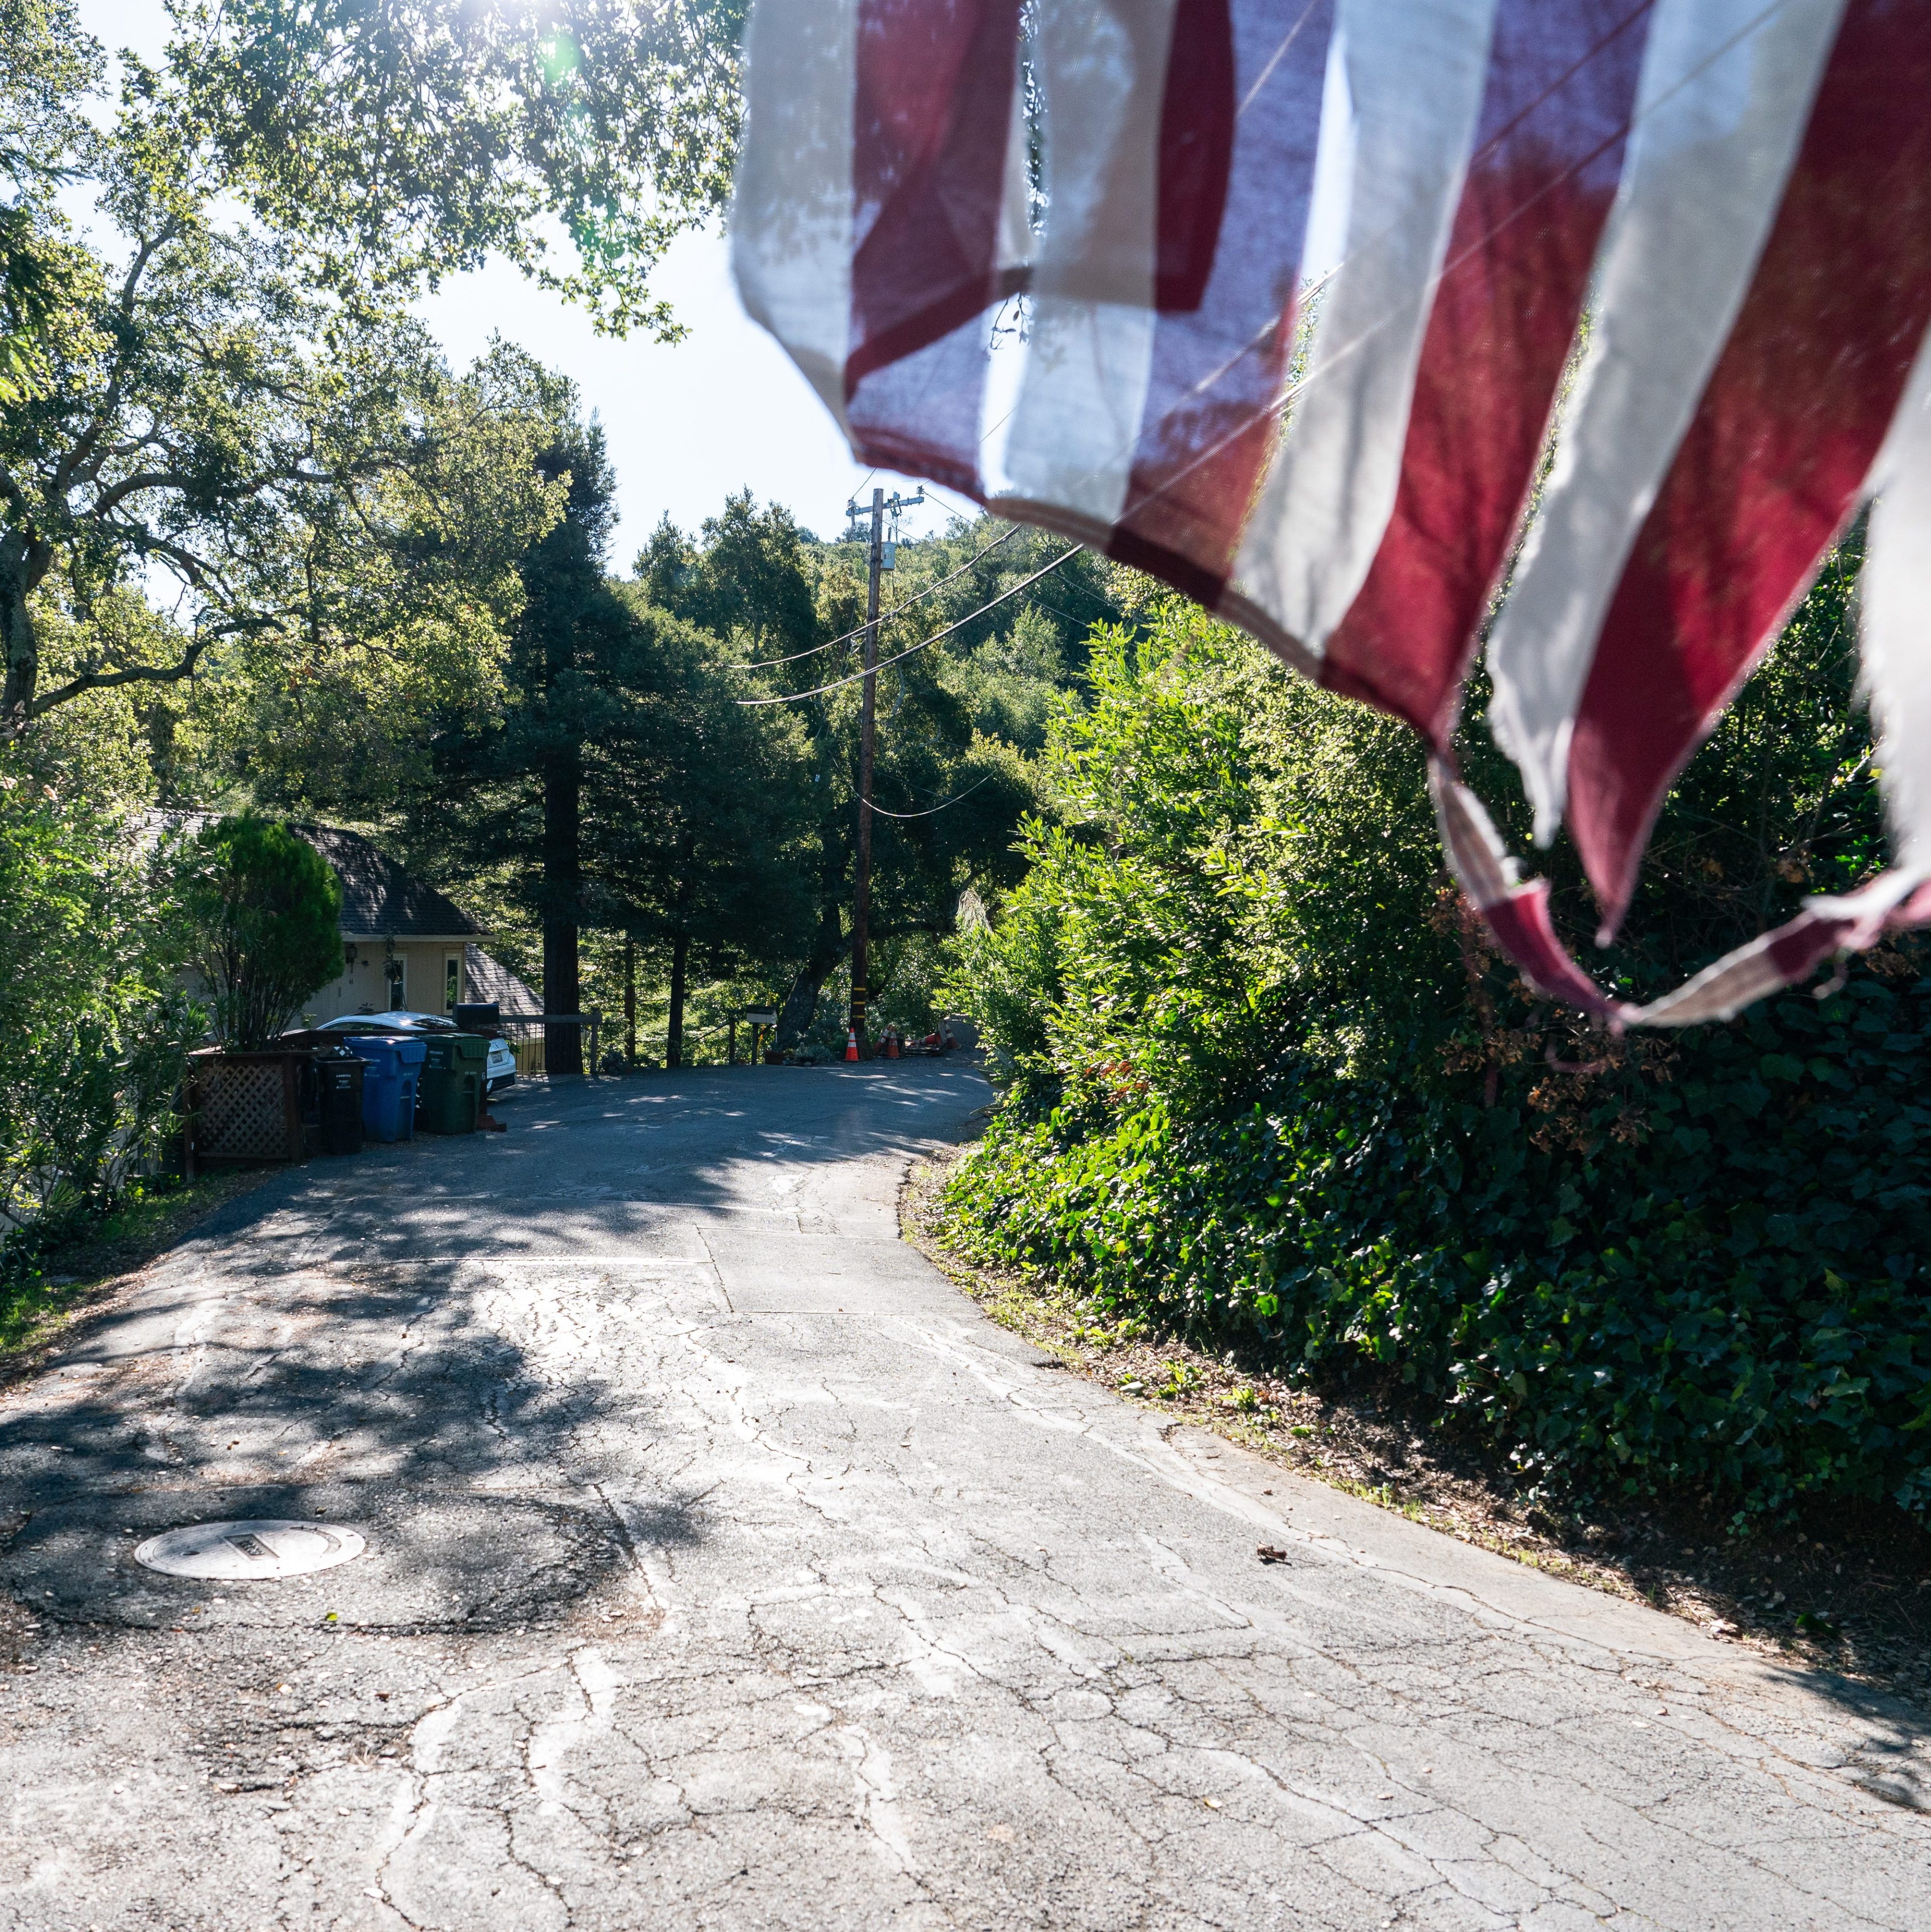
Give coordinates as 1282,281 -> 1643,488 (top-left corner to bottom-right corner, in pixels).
187,1050 -> 308,1164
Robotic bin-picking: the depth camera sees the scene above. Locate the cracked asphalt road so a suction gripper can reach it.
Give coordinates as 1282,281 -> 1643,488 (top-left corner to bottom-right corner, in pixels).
2,1061 -> 1927,1931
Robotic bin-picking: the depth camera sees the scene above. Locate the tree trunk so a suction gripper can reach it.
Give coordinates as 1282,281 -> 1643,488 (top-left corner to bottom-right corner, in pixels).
776,901 -> 846,1051
0,531 -> 42,736
667,929 -> 690,1069
624,935 -> 637,1065
543,738 -> 583,1076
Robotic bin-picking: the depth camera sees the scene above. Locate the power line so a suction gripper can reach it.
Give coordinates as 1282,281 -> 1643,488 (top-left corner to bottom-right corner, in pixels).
867,774 -> 996,820
733,522 -> 1023,669
737,544 -> 1083,707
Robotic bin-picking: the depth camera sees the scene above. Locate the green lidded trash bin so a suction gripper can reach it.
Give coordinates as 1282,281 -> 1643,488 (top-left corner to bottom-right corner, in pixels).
418,1032 -> 487,1134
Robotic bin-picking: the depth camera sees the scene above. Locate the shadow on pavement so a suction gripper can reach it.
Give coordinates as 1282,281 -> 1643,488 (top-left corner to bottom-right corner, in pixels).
0,1266 -> 697,1636
1,1061 -> 985,1648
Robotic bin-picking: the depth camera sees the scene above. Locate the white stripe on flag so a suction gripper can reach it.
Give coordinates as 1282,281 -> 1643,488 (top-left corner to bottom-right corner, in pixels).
995,0 -> 1179,530
995,57 -> 1034,280
1229,0 -> 1499,654
997,302 -> 1160,528
1485,0 -> 1847,844
730,0 -> 861,434
1863,324 -> 1931,868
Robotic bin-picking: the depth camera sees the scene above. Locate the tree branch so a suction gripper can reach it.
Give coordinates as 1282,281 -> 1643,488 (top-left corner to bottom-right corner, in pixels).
23,635 -> 211,718
51,224 -> 181,499
0,457 -> 34,528
99,521 -> 229,599
85,470 -> 210,516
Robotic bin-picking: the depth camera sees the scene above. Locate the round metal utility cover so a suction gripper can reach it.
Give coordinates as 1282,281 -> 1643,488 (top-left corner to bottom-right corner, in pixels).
133,1520 -> 366,1582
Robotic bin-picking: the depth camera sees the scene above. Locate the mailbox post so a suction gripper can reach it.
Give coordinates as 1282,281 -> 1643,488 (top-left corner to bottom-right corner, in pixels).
742,1008 -> 779,1065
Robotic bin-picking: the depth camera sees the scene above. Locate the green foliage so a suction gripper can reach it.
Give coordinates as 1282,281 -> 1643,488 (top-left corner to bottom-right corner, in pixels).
398,383 -> 632,1066
0,764 -> 199,1262
946,889 -> 1062,1077
643,505 -> 1066,1048
166,0 -> 743,335
946,604 -> 1069,752
595,586 -> 815,1059
870,932 -> 952,1038
636,493 -> 820,661
943,610 -> 1456,1099
1,0 -> 92,405
178,811 -> 343,1050
193,344 -> 572,807
1,26 -> 566,740
892,517 -> 1127,751
943,586 -> 1931,1522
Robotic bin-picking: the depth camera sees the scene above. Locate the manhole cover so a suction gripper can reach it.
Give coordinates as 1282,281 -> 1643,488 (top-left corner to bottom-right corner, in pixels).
133,1521 -> 366,1582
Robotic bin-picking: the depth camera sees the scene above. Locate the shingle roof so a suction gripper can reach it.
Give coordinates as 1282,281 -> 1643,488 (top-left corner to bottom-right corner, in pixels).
140,813 -> 486,942
297,826 -> 486,941
464,943 -> 543,1015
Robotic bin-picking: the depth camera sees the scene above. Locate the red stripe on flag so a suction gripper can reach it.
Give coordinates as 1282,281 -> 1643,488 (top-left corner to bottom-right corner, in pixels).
1107,0 -> 1332,596
1567,0 -> 1931,936
848,313 -> 1022,498
1155,0 -> 1238,315
1318,0 -> 1652,744
845,0 -> 1022,492
1480,881 -> 1621,1019
1436,756 -> 1880,1028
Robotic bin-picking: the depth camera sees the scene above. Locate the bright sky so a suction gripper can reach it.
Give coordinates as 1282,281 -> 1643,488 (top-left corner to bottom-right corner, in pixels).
412,234 -> 961,560
74,1 -> 956,561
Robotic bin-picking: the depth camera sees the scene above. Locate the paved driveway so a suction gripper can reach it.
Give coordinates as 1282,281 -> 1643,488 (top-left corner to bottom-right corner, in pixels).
1,1063 -> 1926,1930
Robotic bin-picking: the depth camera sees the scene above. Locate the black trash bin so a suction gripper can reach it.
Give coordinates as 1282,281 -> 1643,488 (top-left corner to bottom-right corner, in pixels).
313,1054 -> 367,1155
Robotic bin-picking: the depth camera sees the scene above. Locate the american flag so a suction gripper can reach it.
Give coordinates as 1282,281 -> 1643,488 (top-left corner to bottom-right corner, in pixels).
731,0 -> 1931,1024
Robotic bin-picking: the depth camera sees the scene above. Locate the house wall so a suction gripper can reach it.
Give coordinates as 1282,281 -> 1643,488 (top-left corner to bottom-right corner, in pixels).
301,940 -> 476,1024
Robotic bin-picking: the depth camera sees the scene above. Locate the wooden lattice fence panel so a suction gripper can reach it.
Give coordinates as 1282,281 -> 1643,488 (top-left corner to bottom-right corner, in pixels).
190,1053 -> 305,1163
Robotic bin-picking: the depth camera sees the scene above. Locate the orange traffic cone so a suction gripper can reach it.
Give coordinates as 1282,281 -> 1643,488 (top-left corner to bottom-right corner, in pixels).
845,1027 -> 859,1062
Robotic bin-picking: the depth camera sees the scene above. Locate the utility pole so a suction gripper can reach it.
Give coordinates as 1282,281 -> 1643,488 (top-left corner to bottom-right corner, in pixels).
847,482 -> 922,1055
850,487 -> 883,1051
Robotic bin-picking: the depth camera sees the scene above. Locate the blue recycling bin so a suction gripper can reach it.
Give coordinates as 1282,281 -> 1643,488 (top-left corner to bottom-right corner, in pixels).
344,1035 -> 428,1142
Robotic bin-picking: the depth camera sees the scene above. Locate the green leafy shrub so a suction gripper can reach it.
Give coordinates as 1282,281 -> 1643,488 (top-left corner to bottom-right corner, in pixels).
943,585 -> 1931,1520
0,771 -> 200,1263
178,812 -> 343,1050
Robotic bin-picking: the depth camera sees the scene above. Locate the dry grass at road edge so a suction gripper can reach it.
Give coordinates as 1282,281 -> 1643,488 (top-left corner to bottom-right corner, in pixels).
0,1167 -> 283,1379
901,1146 -> 1931,1720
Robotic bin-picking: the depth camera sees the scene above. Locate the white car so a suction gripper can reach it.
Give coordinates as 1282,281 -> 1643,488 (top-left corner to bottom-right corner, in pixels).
310,1011 -> 518,1095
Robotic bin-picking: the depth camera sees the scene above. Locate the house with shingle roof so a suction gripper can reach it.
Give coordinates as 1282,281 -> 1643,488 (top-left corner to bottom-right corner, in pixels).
297,825 -> 491,1021
146,815 -> 534,1023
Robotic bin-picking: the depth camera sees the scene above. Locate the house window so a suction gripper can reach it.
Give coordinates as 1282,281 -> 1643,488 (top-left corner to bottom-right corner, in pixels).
385,955 -> 405,1009
445,954 -> 461,1015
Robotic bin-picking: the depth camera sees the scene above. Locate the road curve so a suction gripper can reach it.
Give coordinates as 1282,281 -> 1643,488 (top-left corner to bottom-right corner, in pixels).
1,1061 -> 1925,1930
